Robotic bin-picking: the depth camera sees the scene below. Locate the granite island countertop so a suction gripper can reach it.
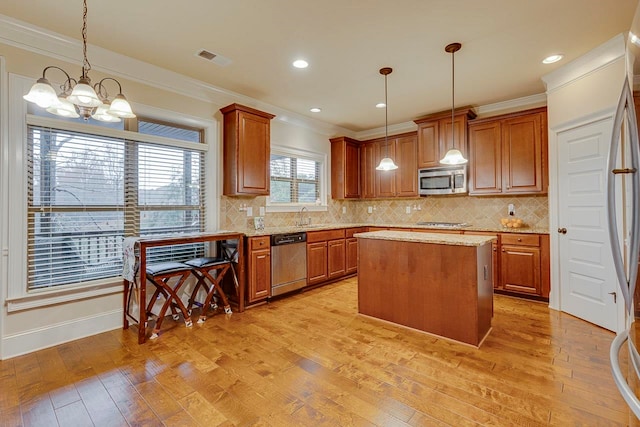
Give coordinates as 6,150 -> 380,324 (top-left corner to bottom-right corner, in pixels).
354,230 -> 497,247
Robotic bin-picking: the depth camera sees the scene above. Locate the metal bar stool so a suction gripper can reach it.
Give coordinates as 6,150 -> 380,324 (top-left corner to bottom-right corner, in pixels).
145,261 -> 193,339
185,257 -> 232,323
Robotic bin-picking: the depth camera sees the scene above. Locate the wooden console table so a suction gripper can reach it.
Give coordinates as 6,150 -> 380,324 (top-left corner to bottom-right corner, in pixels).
123,231 -> 245,344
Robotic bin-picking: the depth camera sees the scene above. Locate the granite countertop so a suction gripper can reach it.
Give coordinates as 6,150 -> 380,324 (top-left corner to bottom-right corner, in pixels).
241,222 -> 548,237
354,230 -> 497,247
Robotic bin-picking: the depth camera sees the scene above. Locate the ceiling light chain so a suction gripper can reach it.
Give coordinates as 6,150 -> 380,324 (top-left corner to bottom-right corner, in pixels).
23,0 -> 135,122
376,67 -> 398,171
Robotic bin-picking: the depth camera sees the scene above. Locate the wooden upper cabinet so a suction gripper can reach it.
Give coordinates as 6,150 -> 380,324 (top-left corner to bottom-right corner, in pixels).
375,138 -> 397,198
360,142 -> 376,199
394,134 -> 418,197
220,103 -> 275,196
414,107 -> 476,168
330,137 -> 360,199
469,107 -> 547,195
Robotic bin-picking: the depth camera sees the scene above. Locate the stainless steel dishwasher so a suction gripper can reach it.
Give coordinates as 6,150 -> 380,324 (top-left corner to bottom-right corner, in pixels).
271,231 -> 307,297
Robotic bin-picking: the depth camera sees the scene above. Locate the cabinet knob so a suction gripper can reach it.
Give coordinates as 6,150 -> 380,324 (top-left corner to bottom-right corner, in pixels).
557,227 -> 567,234
517,238 -> 522,242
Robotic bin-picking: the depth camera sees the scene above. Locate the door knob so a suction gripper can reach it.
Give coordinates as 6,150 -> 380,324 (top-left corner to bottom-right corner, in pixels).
557,227 -> 567,234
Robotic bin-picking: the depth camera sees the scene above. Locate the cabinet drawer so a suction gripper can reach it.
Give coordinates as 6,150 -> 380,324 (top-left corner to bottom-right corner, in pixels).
249,236 -> 271,251
345,227 -> 367,238
500,233 -> 539,247
307,229 -> 345,243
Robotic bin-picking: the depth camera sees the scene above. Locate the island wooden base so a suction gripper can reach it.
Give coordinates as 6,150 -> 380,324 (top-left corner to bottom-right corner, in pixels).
357,238 -> 493,347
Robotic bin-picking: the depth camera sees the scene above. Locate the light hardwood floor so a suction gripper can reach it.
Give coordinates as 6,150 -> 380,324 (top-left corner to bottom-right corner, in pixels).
0,277 -> 631,426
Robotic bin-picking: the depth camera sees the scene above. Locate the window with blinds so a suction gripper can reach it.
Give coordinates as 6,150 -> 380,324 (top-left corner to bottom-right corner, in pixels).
27,118 -> 206,290
270,153 -> 320,204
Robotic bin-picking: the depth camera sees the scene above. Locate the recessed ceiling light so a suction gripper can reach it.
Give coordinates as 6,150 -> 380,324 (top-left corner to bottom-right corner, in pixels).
310,107 -> 321,113
376,103 -> 386,108
293,59 -> 308,69
542,54 -> 563,64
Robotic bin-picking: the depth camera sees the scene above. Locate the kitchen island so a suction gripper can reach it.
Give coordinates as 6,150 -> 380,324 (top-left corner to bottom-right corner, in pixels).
355,230 -> 495,347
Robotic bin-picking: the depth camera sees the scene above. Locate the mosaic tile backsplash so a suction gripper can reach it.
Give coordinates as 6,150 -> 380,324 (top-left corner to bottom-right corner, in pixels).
220,195 -> 549,232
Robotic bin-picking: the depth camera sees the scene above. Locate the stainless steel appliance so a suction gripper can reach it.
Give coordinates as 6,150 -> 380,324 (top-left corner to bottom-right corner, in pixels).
608,77 -> 640,418
418,165 -> 468,195
271,231 -> 307,297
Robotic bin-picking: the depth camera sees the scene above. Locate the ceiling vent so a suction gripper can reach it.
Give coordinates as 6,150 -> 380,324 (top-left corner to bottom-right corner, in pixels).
195,49 -> 232,66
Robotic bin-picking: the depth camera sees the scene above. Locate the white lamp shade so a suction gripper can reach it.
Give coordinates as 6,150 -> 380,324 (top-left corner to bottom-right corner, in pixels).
92,103 -> 121,122
46,97 -> 80,118
376,157 -> 399,171
67,82 -> 101,107
107,94 -> 135,118
23,80 -> 59,108
439,149 -> 468,165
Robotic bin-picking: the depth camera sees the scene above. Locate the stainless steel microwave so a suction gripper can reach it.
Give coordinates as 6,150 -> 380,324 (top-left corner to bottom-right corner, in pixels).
418,165 -> 468,195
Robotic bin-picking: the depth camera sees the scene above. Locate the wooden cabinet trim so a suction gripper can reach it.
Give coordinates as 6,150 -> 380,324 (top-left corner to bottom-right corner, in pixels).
500,233 -> 540,247
307,229 -> 345,243
248,236 -> 270,251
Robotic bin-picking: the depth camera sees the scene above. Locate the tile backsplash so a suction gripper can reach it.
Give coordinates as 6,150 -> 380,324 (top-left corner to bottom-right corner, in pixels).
220,195 -> 549,231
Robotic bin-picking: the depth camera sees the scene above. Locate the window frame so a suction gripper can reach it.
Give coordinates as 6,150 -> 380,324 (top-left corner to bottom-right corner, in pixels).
266,145 -> 328,213
5,74 -> 218,311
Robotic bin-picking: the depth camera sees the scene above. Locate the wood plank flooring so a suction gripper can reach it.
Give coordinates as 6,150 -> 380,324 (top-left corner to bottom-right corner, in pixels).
0,277 -> 631,426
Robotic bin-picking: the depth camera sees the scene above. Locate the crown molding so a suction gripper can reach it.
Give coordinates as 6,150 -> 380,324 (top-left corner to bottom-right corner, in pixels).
542,33 -> 626,93
0,14 -> 352,138
355,121 -> 418,140
475,93 -> 547,116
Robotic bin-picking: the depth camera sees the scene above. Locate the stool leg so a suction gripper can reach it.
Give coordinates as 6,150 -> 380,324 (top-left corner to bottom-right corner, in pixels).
187,271 -> 212,316
201,265 -> 231,318
149,272 -> 193,339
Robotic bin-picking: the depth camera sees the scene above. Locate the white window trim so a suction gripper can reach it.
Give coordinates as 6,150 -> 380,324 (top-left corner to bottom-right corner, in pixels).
5,73 -> 218,310
266,145 -> 327,213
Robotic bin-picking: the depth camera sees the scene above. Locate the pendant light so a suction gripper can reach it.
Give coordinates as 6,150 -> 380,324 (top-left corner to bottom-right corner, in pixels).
376,67 -> 398,171
23,0 -> 135,122
440,42 -> 468,165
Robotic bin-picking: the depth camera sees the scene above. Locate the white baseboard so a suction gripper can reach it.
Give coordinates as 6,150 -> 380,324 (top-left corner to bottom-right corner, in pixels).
1,309 -> 122,360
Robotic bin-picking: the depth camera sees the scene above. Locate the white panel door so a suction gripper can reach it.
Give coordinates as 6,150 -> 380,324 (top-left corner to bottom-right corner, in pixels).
558,117 -> 618,331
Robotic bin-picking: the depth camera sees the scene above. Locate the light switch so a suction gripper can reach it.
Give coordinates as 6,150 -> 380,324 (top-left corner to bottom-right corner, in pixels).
259,206 -> 265,216
405,206 -> 411,214
367,206 -> 373,214
246,206 -> 253,217
342,206 -> 347,214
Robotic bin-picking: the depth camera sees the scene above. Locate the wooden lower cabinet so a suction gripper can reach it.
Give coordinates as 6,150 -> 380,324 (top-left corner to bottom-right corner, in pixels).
307,241 -> 328,285
328,239 -> 346,279
247,236 -> 271,303
346,238 -> 358,274
498,233 -> 550,299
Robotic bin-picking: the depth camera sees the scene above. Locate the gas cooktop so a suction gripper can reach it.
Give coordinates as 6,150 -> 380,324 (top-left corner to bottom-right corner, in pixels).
415,221 -> 469,228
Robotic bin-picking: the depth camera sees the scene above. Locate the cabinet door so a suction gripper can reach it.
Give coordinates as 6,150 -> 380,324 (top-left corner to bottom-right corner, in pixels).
500,245 -> 541,295
328,239 -> 346,279
307,242 -> 328,285
469,121 -> 502,194
344,142 -> 360,198
395,135 -> 418,197
346,237 -> 358,274
248,249 -> 270,303
440,115 -> 468,159
375,139 -> 396,197
502,113 -> 545,194
237,111 -> 271,194
360,142 -> 376,199
417,121 -> 440,168
330,137 -> 360,199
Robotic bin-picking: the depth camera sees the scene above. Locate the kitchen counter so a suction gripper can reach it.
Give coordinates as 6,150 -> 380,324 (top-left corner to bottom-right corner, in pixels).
354,230 -> 496,246
356,230 -> 493,347
242,222 -> 548,236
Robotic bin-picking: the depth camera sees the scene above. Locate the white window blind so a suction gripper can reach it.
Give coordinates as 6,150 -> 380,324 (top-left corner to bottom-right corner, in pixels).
270,154 -> 320,204
27,119 -> 206,290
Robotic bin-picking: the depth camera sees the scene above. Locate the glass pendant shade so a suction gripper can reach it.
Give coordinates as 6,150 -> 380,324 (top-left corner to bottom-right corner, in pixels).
67,80 -> 101,107
440,148 -> 468,165
46,97 -> 80,118
92,103 -> 121,122
107,94 -> 136,118
376,157 -> 399,171
23,78 -> 58,108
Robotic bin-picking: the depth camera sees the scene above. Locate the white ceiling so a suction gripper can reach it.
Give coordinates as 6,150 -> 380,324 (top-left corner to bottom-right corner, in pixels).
1,0 -> 638,132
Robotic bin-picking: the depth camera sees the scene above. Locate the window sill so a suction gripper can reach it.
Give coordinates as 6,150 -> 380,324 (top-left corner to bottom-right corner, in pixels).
6,279 -> 123,313
265,204 -> 328,213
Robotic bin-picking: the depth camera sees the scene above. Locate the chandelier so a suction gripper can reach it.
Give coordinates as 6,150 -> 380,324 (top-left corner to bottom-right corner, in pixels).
440,42 -> 467,165
376,67 -> 398,171
23,0 -> 135,122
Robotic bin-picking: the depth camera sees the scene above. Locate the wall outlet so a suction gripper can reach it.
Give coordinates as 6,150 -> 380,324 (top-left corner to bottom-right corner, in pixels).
246,206 -> 253,217
508,204 -> 515,216
259,206 -> 265,216
342,206 -> 347,214
405,206 -> 411,214
367,206 -> 373,214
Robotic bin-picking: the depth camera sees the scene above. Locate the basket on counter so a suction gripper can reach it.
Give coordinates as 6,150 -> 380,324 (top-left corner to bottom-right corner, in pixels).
500,217 -> 526,229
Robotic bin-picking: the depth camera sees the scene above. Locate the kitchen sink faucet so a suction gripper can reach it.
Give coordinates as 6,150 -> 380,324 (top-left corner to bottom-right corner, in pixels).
297,206 -> 310,227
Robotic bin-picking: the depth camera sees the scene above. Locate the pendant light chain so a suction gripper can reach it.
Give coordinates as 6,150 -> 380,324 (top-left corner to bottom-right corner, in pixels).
81,0 -> 91,76
384,71 -> 389,155
451,46 -> 455,146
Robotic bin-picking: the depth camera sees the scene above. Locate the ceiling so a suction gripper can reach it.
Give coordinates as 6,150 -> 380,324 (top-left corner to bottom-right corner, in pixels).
1,0 -> 638,132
